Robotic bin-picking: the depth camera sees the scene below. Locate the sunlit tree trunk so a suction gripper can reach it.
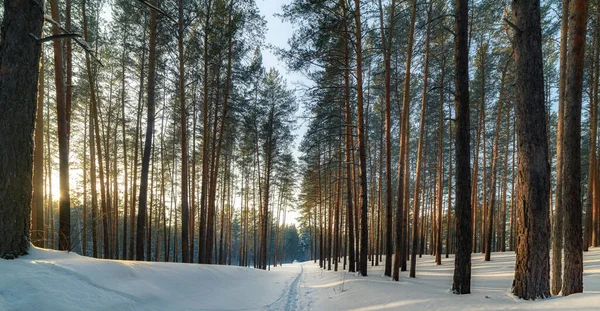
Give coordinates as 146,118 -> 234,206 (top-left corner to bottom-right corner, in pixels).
33,53 -> 46,248
50,0 -> 72,252
561,0 -> 588,297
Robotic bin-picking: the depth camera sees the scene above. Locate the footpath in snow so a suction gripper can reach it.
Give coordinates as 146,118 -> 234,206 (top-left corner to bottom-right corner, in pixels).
1,246 -> 599,310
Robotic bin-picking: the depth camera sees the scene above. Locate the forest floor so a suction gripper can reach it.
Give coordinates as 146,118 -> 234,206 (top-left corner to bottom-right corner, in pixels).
1,246 -> 599,310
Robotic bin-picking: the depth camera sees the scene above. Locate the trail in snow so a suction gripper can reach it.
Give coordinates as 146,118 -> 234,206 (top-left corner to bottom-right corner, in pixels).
2,246 -> 600,310
284,264 -> 304,311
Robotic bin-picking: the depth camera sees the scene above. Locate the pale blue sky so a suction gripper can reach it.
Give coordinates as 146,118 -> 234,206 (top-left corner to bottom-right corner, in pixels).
256,0 -> 308,222
256,0 -> 309,161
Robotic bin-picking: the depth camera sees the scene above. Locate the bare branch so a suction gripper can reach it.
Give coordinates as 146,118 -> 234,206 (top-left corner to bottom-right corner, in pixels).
38,33 -> 82,43
135,0 -> 177,24
44,15 -> 104,67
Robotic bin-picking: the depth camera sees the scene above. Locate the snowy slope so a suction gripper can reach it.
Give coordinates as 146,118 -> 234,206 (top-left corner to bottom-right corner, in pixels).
295,250 -> 600,311
0,246 -> 299,311
0,246 -> 599,310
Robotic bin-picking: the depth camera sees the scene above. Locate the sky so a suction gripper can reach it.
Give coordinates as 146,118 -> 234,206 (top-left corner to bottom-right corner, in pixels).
255,0 -> 310,223
255,0 -> 309,153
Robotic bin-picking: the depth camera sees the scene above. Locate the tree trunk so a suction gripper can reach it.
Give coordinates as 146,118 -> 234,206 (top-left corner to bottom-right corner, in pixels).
410,0 -> 433,277
33,52 -> 46,248
485,56 -> 511,261
353,0 -> 369,277
393,0 -> 417,282
137,0 -> 159,261
198,0 -> 214,264
585,0 -> 599,251
511,0 -> 552,299
120,33 -> 129,260
446,116 -> 453,258
83,0 -> 109,259
0,0 -> 44,259
451,0 -> 473,295
500,98 -> 511,253
552,0 -> 569,295
50,0 -> 72,252
177,0 -> 191,263
341,0 -> 356,273
436,51 -> 446,265
561,0 -> 588,297
377,0 -> 396,278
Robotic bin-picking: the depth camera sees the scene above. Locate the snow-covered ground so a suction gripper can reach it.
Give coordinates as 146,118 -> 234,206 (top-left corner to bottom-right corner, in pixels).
1,246 -> 599,310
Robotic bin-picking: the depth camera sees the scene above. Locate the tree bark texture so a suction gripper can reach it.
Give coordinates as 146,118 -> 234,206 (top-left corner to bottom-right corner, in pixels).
452,0 -> 472,295
0,0 -> 45,259
511,0 -> 551,300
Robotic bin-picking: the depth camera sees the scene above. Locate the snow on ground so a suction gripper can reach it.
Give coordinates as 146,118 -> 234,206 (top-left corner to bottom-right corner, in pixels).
1,246 -> 599,310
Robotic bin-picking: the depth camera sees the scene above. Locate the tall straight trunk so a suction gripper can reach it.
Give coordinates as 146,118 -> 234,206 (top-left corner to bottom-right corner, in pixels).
378,0 -> 396,278
353,0 -> 369,277
113,100 -> 120,258
471,96 -> 484,253
33,53 -> 46,247
341,0 -> 355,273
259,102 -> 275,269
485,56 -> 511,261
561,0 -> 588,296
65,0 -> 72,135
198,0 -> 214,264
500,99 -> 511,253
328,147 -> 334,271
178,0 -> 190,263
595,4 -> 600,249
0,0 -> 44,259
436,52 -> 446,265
50,0 -> 72,252
65,0 -> 73,248
208,1 -> 235,265
511,0 -> 552,299
130,32 -> 146,260
137,0 -> 159,261
104,74 -> 115,259
586,1 -> 599,250
335,140 -> 342,271
159,106 -> 167,261
83,0 -> 109,258
393,0 -> 417,282
410,0 -> 432,277
446,117 -> 453,258
120,33 -> 129,260
510,117 -> 516,251
452,0 -> 472,295
552,0 -> 568,295
82,105 -> 88,256
480,50 -> 488,255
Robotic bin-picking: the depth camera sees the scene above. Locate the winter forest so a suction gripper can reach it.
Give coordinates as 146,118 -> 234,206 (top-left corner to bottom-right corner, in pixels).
1,0 -> 600,309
